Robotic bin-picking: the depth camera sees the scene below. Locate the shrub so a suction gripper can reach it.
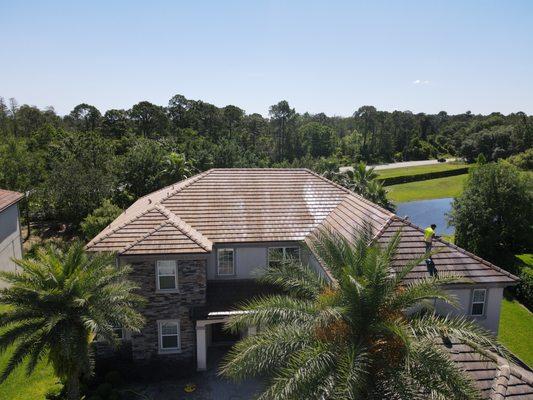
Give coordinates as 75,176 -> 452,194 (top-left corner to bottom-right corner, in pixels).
380,167 -> 469,186
507,148 -> 533,171
81,199 -> 122,240
517,267 -> 533,310
45,386 -> 63,400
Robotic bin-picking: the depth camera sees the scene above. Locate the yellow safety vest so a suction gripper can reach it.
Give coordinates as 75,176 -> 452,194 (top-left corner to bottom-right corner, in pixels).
424,227 -> 435,242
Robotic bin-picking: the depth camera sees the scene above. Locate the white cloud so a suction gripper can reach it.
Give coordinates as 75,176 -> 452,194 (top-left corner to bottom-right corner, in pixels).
413,79 -> 430,85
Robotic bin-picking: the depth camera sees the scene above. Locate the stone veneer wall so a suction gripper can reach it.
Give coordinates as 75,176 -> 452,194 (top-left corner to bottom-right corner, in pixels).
125,257 -> 207,365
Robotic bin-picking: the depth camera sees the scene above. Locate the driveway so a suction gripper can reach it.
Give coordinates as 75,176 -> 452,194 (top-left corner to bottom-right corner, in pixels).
123,347 -> 264,400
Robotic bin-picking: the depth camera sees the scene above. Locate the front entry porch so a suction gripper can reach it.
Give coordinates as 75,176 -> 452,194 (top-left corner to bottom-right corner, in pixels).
196,311 -> 256,371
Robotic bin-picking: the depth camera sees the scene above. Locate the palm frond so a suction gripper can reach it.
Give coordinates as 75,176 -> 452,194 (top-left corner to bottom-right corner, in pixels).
256,260 -> 328,299
220,324 -> 313,380
224,295 -> 318,333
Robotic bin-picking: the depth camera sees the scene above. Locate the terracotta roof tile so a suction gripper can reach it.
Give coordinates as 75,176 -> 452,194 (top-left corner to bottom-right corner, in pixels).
374,217 -> 518,284
442,339 -> 533,399
86,169 -> 518,284
0,189 -> 23,213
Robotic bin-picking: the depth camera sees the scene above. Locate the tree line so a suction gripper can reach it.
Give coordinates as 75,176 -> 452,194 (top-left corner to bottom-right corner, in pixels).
0,95 -> 531,230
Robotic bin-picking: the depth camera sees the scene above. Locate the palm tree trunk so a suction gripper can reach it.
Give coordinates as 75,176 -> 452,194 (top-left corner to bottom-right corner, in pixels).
65,371 -> 81,400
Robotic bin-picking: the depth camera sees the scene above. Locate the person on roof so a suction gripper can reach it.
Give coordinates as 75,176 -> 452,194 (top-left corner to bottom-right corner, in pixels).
424,224 -> 437,254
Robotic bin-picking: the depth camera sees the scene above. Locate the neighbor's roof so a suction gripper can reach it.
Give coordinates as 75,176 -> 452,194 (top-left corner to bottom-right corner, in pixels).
443,339 -> 533,399
86,168 -> 517,284
0,189 -> 24,213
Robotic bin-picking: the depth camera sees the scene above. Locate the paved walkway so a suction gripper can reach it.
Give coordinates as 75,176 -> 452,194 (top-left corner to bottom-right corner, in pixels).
123,347 -> 264,400
339,158 -> 458,173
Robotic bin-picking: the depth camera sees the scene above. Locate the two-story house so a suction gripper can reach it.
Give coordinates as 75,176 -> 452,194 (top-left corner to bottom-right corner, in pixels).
0,189 -> 24,289
86,169 -> 520,376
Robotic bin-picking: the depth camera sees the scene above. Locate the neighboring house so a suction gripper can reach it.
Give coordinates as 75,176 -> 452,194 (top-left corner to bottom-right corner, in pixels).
0,189 -> 24,289
86,169 -> 530,397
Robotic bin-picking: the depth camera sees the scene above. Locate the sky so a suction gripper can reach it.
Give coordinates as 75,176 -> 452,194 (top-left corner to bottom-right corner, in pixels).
1,0 -> 532,117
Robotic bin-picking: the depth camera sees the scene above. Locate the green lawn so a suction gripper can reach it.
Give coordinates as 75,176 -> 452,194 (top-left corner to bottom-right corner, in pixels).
376,162 -> 468,179
499,297 -> 533,367
387,173 -> 468,202
0,306 -> 61,400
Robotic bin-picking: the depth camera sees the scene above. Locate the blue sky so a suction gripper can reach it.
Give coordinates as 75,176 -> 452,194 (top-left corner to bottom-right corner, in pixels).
1,0 -> 532,116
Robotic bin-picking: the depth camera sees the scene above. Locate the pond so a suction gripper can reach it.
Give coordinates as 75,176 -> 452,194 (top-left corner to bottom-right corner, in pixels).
395,198 -> 455,235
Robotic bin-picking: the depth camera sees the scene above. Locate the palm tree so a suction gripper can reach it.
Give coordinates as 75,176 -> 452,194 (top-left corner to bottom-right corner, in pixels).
324,162 -> 395,212
0,242 -> 145,400
220,228 -> 506,399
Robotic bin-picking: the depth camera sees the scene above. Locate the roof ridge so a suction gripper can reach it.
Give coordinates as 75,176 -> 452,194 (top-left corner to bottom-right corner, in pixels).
371,215 -> 397,243
490,364 -> 510,400
303,168 -> 395,218
156,204 -> 212,251
391,216 -> 519,282
86,171 -> 213,250
86,206 -> 161,248
119,220 -> 169,254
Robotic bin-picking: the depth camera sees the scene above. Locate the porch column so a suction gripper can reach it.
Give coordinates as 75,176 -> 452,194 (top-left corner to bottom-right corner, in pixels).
196,324 -> 207,371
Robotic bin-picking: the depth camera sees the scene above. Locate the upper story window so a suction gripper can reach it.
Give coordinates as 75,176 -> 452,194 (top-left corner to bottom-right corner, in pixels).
158,320 -> 181,353
156,260 -> 178,291
471,289 -> 486,316
217,248 -> 235,275
268,246 -> 300,268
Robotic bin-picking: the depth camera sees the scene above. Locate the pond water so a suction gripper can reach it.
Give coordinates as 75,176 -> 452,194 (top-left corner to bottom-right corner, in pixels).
396,198 -> 455,235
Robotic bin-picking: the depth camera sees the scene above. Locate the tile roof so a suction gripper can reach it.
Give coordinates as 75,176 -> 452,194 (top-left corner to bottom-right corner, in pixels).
374,217 -> 517,284
0,189 -> 24,213
443,339 -> 533,399
86,168 -> 517,285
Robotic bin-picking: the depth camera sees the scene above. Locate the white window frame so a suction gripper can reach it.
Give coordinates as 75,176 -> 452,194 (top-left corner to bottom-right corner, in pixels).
471,288 -> 487,316
268,246 -> 300,267
156,260 -> 178,292
157,319 -> 181,353
217,248 -> 235,276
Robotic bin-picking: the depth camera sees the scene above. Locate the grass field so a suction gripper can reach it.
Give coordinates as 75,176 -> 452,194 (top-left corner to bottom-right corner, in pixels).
499,297 -> 533,367
0,306 -> 61,400
376,162 -> 468,179
387,173 -> 469,202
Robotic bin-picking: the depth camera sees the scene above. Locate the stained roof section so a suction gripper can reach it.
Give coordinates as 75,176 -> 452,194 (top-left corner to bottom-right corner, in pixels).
86,169 -> 518,284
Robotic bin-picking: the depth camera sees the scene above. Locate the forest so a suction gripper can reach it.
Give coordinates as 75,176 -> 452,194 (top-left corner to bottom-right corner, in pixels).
0,94 -> 532,231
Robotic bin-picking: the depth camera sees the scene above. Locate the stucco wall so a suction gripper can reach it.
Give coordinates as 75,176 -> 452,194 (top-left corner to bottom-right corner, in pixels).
0,204 -> 22,289
206,242 -> 302,280
436,287 -> 504,334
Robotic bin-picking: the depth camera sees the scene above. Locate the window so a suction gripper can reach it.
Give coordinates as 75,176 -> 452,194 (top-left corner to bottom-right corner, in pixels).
268,246 -> 300,268
158,320 -> 181,352
156,260 -> 177,291
217,248 -> 235,275
471,289 -> 486,316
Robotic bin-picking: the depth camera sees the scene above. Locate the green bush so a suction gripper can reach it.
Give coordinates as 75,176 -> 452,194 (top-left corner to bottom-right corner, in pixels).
81,199 -> 122,240
517,267 -> 533,310
44,386 -> 63,400
507,148 -> 533,171
380,167 -> 469,186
